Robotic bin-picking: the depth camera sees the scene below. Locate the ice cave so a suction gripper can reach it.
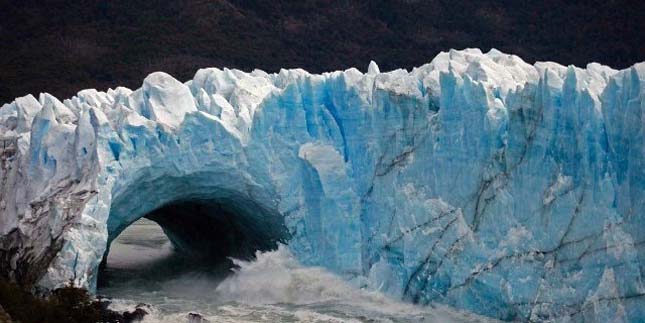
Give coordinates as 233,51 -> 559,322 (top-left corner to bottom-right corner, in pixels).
103,176 -> 289,270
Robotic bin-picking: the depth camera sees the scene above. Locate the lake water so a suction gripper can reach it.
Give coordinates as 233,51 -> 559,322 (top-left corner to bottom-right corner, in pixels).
98,218 -> 497,323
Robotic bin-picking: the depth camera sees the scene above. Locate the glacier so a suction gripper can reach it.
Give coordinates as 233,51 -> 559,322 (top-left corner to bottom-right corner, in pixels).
0,48 -> 643,322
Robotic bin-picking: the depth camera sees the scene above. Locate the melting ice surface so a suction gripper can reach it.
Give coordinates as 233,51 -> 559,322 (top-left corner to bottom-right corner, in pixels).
100,219 -> 495,323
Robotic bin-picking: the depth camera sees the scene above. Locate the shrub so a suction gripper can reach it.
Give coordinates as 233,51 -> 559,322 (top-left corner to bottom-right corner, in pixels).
0,279 -> 121,323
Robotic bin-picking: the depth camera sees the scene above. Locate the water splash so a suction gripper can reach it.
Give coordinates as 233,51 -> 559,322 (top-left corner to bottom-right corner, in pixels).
101,238 -> 497,322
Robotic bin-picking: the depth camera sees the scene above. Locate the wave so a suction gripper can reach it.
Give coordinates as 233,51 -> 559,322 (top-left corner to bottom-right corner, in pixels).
104,245 -> 497,323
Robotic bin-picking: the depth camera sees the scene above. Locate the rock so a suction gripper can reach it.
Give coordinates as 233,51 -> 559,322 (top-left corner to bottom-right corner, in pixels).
122,307 -> 148,322
187,312 -> 210,323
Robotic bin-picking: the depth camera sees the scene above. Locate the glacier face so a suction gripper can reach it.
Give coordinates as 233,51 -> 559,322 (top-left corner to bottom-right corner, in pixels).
0,48 -> 643,321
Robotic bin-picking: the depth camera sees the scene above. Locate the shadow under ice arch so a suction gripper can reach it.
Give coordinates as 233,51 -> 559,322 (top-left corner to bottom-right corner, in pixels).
102,170 -> 289,271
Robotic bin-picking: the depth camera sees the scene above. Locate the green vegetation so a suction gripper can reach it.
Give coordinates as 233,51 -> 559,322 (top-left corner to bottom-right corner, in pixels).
0,279 -> 123,323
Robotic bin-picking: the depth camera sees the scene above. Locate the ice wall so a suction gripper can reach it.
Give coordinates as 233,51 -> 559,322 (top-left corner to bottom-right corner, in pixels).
0,49 -> 643,322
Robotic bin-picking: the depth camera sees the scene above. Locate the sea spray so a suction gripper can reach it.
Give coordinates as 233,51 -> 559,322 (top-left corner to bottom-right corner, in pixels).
101,225 -> 496,323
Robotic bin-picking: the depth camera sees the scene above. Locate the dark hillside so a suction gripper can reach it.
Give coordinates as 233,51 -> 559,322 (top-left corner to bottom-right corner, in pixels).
0,0 -> 643,102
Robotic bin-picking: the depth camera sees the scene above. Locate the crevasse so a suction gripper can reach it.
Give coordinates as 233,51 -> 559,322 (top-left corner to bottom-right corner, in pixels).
0,48 -> 643,322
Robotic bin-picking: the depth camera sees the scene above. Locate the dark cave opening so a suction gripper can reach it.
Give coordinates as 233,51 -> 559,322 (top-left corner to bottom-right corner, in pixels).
145,199 -> 287,262
97,198 -> 288,290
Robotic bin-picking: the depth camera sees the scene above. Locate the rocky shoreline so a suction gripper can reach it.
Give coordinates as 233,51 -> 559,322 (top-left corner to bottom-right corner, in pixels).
0,279 -> 153,323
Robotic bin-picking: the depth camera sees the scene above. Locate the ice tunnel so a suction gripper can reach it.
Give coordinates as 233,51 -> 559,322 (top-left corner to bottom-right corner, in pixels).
100,169 -> 289,279
105,188 -> 288,268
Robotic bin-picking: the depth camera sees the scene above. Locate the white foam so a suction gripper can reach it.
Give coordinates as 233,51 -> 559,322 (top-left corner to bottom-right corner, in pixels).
103,245 -> 498,323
